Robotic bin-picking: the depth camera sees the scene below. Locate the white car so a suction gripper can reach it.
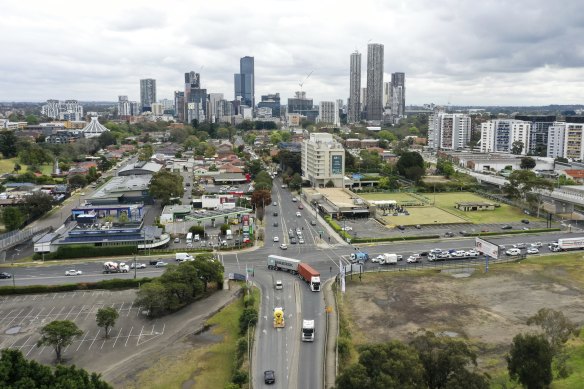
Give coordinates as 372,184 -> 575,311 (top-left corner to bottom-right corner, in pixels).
298,238 -> 305,244
407,255 -> 420,263
296,212 -> 301,217
65,269 -> 82,276
505,248 -> 521,256
373,254 -> 385,263
280,244 -> 288,250
527,247 -> 539,254
466,250 -> 479,257
430,248 -> 442,254
130,263 -> 146,269
341,226 -> 353,231
273,202 -> 278,206
155,261 -> 168,268
275,280 -> 283,290
273,236 -> 279,242
531,242 -> 542,247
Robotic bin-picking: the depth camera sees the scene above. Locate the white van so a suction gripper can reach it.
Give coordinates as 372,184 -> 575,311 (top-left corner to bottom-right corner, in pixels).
194,234 -> 200,242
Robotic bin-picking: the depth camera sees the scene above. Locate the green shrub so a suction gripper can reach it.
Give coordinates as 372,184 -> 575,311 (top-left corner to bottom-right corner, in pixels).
0,278 -> 153,296
231,370 -> 248,385
337,337 -> 352,364
33,245 -> 136,260
235,337 -> 248,361
243,294 -> 255,308
239,307 -> 258,335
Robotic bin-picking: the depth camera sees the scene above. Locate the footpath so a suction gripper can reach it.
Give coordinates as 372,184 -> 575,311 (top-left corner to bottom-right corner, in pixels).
323,278 -> 338,388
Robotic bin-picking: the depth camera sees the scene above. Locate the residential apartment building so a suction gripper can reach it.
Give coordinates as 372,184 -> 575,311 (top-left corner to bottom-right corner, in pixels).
348,51 -> 361,123
390,72 -> 406,118
139,79 -> 156,112
302,133 -> 345,187
41,100 -> 84,121
318,101 -> 340,126
174,91 -> 185,123
366,43 -> 384,121
184,71 -> 207,123
428,112 -> 471,150
479,120 -> 531,155
515,115 -> 556,156
547,122 -> 584,160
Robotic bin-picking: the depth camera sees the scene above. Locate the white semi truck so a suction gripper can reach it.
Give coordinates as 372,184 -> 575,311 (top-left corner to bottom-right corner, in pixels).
302,319 -> 315,342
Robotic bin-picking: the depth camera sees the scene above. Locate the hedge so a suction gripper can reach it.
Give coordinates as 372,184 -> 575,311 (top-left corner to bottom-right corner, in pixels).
351,235 -> 440,244
0,277 -> 153,296
468,228 -> 561,237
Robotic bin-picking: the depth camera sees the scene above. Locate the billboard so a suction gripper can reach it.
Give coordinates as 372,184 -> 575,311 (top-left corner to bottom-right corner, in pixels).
475,237 -> 499,257
331,155 -> 343,175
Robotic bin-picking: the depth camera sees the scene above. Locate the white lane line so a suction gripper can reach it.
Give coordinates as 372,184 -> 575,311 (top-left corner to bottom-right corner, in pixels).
124,326 -> 133,347
76,331 -> 90,351
112,327 -> 123,348
235,253 -> 240,270
63,306 -> 76,320
88,330 -> 101,350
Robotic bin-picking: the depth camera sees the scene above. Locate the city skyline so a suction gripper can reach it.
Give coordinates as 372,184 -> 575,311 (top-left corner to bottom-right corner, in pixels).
2,0 -> 584,105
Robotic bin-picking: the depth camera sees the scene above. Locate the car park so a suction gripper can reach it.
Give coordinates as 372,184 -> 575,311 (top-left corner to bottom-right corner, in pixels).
264,370 -> 276,384
155,261 -> 168,267
527,247 -> 539,254
0,272 -> 12,279
130,263 -> 146,269
65,269 -> 82,276
273,236 -> 279,242
280,244 -> 288,250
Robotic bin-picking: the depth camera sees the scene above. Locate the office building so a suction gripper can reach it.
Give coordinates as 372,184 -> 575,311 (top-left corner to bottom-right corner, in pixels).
184,71 -> 207,123
140,79 -> 156,112
302,133 -> 345,187
479,120 -> 531,155
366,43 -> 384,121
318,101 -> 340,126
174,91 -> 185,123
117,96 -> 132,117
234,56 -> 255,108
348,51 -> 361,123
287,91 -> 319,122
428,112 -> 471,150
216,99 -> 234,123
391,72 -> 406,117
41,100 -> 84,121
257,93 -> 281,117
515,115 -> 556,156
208,93 -> 224,123
383,82 -> 392,109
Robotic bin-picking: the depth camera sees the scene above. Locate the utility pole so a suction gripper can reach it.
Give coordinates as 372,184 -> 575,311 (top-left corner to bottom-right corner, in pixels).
134,254 -> 137,279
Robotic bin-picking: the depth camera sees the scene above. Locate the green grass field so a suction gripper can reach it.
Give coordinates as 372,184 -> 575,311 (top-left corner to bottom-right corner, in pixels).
0,157 -> 53,176
361,192 -> 543,224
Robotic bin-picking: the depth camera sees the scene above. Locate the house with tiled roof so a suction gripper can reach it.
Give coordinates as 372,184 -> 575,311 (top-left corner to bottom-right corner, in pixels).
563,170 -> 584,183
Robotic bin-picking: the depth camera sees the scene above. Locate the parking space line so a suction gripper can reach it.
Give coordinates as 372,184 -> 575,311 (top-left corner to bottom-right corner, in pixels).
125,302 -> 133,317
5,309 -> 24,328
63,306 -> 76,321
136,325 -> 144,346
8,336 -> 22,349
136,306 -> 141,317
84,304 -> 97,320
118,302 -> 124,313
125,326 -> 133,347
18,308 -> 36,325
0,309 -> 15,325
52,293 -> 57,300
88,330 -> 101,350
17,336 -> 32,350
25,342 -> 37,357
150,325 -> 155,335
112,327 -> 123,348
32,295 -> 39,301
73,305 -> 86,321
76,331 -> 90,351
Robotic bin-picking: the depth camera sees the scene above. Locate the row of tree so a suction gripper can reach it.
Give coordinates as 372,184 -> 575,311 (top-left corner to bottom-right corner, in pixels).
135,254 -> 224,317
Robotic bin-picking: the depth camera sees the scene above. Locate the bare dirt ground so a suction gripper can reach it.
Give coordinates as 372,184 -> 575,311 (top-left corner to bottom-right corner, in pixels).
343,256 -> 584,371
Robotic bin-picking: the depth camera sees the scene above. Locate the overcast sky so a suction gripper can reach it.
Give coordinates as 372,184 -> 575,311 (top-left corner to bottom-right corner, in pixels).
2,0 -> 584,106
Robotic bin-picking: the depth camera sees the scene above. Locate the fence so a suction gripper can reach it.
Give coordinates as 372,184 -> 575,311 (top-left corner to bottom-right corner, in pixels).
0,226 -> 50,251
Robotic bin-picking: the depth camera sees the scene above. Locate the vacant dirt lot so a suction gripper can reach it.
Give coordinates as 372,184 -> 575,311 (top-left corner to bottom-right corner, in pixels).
342,255 -> 584,371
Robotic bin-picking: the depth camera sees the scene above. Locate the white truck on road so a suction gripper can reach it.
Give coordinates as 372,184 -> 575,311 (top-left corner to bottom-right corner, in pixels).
103,261 -> 129,274
549,237 -> 584,252
176,252 -> 194,262
302,319 -> 315,342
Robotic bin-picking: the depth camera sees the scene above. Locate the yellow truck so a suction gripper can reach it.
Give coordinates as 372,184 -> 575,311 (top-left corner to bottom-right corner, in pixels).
273,307 -> 285,328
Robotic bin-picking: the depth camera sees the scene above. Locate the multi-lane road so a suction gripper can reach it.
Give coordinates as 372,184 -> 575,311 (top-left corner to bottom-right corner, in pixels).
0,179 -> 579,388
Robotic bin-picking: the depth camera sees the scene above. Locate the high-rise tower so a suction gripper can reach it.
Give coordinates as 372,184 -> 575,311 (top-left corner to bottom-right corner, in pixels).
391,72 -> 406,117
140,79 -> 156,112
348,51 -> 361,124
234,56 -> 255,108
366,43 -> 384,121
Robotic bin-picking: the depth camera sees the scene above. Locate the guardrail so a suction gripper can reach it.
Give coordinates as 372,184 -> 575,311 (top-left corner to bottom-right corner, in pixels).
0,226 -> 50,251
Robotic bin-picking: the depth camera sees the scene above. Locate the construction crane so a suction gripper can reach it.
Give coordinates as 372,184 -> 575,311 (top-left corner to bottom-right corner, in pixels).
298,71 -> 313,92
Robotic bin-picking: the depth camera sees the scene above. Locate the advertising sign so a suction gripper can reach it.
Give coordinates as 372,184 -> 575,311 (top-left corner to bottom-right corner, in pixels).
475,237 -> 499,257
331,155 -> 343,175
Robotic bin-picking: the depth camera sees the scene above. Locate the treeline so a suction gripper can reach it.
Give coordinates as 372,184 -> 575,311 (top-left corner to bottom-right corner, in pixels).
135,253 -> 224,317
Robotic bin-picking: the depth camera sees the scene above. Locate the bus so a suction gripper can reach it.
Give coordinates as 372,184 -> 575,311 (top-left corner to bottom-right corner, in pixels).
186,232 -> 193,245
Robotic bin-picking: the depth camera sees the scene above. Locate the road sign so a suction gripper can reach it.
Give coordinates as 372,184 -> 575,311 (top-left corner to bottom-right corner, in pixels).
325,306 -> 333,313
475,237 -> 499,257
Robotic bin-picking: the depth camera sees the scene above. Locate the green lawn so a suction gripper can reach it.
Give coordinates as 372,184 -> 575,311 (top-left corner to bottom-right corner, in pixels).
380,206 -> 467,226
0,157 -> 53,176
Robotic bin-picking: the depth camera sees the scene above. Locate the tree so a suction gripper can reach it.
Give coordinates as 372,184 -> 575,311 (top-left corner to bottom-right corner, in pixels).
97,156 -> 113,172
135,281 -> 171,317
511,140 -> 524,155
138,144 -> 153,161
270,132 -> 283,145
96,307 -> 119,339
527,308 -> 579,356
37,320 -> 83,363
69,174 -> 88,189
289,173 -> 303,190
404,166 -> 425,182
245,159 -> 263,178
396,151 -> 424,177
192,254 -> 225,291
0,349 -> 112,389
239,307 -> 258,335
507,333 -> 553,389
87,166 -> 99,183
2,207 -> 24,231
251,189 -> 272,209
325,180 -> 335,188
0,130 -> 18,158
97,131 -> 117,149
520,157 -> 536,170
436,158 -> 455,178
149,170 -> 184,205
336,364 -> 372,389
22,192 -> 54,220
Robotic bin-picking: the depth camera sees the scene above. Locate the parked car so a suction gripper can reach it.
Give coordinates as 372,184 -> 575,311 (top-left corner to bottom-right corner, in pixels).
501,225 -> 513,230
0,272 -> 12,279
466,250 -> 479,257
174,237 -> 180,243
431,248 -> 442,254
527,247 -> 539,254
155,261 -> 168,268
407,255 -> 420,263
531,242 -> 542,248
311,220 -> 317,226
130,263 -> 146,269
521,219 -> 530,224
65,269 -> 82,276
505,248 -> 521,256
397,225 -> 405,230
273,236 -> 279,242
296,212 -> 301,217
513,243 -> 527,249
273,212 -> 278,216
264,370 -> 276,384
290,237 -> 297,244
415,225 -> 421,229
341,226 -> 353,231
280,244 -> 288,250
444,232 -> 455,237
273,202 -> 278,206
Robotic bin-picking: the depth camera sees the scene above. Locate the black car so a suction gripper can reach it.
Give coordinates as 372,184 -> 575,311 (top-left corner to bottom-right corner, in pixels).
521,219 -> 530,224
0,272 -> 12,279
444,232 -> 455,237
273,222 -> 278,227
264,370 -> 275,384
397,225 -> 405,230
290,237 -> 297,244
501,225 -> 513,230
273,212 -> 278,216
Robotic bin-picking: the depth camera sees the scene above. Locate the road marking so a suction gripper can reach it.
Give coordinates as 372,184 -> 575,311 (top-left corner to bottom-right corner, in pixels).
112,327 -> 123,348
25,342 -> 37,357
124,326 -> 133,347
136,325 -> 144,346
126,302 -> 133,317
8,336 -> 23,349
63,306 -> 76,320
73,305 -> 86,321
5,309 -> 24,328
76,331 -> 90,351
235,253 -> 240,270
52,293 -> 57,300
88,330 -> 101,350
18,308 -> 36,325
17,336 -> 32,351
0,309 -> 15,325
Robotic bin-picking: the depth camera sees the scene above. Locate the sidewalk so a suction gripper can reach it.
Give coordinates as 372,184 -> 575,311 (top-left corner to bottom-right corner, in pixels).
323,278 -> 338,389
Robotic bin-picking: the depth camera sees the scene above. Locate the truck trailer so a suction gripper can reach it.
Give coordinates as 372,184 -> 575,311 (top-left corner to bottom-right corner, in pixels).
267,255 -> 301,274
297,263 -> 321,291
302,319 -> 315,341
549,237 -> 584,252
103,261 -> 129,274
380,253 -> 398,265
350,251 -> 369,263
